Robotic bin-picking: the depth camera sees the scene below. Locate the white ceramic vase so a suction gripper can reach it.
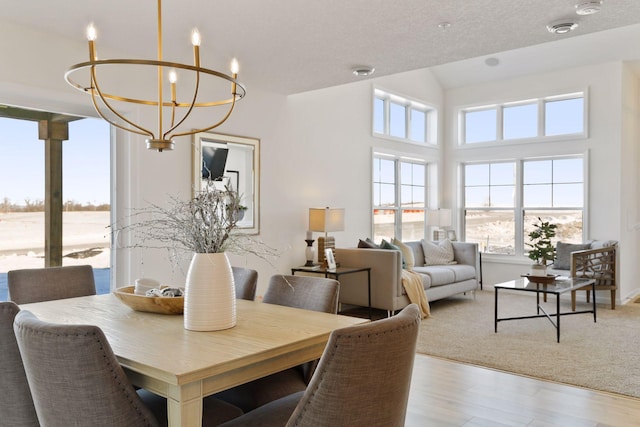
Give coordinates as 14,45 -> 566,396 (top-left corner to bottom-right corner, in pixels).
184,252 -> 236,331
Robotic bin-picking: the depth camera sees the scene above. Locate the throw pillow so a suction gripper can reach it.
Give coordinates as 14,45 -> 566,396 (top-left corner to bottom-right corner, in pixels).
380,239 -> 404,268
391,238 -> 415,271
358,238 -> 379,249
421,239 -> 455,266
554,242 -> 591,270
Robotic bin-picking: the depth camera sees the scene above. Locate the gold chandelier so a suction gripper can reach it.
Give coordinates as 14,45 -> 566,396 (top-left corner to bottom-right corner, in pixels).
64,0 -> 246,152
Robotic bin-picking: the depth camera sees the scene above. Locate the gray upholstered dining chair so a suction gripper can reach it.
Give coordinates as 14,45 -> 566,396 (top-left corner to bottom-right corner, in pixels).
219,303 -> 421,427
262,274 -> 340,313
232,266 -> 258,300
13,310 -> 243,427
0,302 -> 40,427
215,274 -> 340,412
7,264 -> 96,304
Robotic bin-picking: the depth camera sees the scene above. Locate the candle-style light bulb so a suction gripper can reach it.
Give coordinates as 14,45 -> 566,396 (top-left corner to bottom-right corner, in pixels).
230,58 -> 239,96
87,24 -> 97,61
86,24 -> 97,41
168,70 -> 177,84
191,29 -> 201,47
191,29 -> 201,68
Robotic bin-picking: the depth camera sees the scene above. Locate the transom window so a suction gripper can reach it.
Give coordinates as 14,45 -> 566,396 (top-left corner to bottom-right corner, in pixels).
463,156 -> 585,256
460,92 -> 586,145
373,154 -> 427,242
373,88 -> 436,145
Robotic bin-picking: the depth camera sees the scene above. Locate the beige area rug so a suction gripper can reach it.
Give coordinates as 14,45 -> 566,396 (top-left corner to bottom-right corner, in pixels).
417,288 -> 640,398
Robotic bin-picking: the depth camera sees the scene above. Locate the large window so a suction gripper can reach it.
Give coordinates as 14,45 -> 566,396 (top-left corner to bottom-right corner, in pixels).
461,92 -> 586,145
463,156 -> 584,256
373,154 -> 427,242
373,88 -> 436,145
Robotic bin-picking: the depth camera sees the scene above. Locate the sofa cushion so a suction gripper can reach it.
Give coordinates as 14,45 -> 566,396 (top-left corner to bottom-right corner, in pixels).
392,238 -> 415,270
554,242 -> 591,270
413,265 -> 476,287
413,266 -> 455,287
421,239 -> 456,266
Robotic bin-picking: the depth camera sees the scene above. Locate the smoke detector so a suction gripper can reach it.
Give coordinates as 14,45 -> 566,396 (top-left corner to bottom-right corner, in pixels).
575,1 -> 603,15
547,19 -> 579,34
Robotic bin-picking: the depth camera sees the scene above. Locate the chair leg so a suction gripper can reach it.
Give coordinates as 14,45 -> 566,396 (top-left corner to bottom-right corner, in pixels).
571,290 -> 577,312
585,290 -> 591,303
610,289 -> 616,310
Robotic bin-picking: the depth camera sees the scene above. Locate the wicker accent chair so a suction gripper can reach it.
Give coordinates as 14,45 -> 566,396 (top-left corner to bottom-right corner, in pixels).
7,264 -> 96,304
219,304 -> 421,427
215,274 -> 340,412
13,310 -> 243,427
232,266 -> 258,300
0,302 -> 39,427
569,243 -> 617,310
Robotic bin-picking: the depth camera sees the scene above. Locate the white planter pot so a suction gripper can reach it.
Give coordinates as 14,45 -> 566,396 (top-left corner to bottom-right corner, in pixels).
184,252 -> 236,331
529,264 -> 547,277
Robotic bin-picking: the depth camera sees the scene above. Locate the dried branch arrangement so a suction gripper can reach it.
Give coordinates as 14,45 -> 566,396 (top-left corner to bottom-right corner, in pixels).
115,184 -> 277,263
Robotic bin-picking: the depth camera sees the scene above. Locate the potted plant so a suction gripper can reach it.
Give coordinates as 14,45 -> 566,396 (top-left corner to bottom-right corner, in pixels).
526,217 -> 557,277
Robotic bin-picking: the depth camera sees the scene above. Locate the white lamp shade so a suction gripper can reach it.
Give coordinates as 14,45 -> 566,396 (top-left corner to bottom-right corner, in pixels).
309,208 -> 345,232
426,209 -> 451,227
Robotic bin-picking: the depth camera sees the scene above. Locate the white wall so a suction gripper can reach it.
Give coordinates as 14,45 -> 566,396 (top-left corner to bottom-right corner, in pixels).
443,61 -> 640,304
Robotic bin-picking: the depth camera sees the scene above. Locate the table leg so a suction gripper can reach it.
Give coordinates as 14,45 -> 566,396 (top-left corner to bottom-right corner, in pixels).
167,383 -> 203,427
592,282 -> 597,323
556,293 -> 561,343
366,269 -> 372,320
494,287 -> 498,333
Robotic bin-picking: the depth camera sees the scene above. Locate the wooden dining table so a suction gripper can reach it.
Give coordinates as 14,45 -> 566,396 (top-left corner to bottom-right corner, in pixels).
20,293 -> 368,426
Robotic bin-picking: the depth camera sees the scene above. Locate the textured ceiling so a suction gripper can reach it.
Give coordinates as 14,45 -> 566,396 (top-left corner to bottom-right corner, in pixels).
2,0 -> 640,94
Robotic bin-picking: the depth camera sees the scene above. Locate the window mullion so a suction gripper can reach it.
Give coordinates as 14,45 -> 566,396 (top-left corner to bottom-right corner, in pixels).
515,160 -> 525,257
395,159 -> 402,239
538,99 -> 545,137
497,106 -> 504,141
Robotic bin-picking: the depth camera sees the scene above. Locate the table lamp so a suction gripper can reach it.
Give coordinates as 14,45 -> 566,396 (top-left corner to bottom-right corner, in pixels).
426,209 -> 451,241
309,207 -> 345,266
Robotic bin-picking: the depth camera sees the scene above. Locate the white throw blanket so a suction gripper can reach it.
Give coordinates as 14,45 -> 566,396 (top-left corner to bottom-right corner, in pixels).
401,270 -> 430,319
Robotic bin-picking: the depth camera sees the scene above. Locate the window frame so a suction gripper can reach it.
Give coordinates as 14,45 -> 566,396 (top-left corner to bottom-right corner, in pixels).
372,152 -> 431,242
373,87 -> 437,146
462,154 -> 587,260
458,90 -> 588,147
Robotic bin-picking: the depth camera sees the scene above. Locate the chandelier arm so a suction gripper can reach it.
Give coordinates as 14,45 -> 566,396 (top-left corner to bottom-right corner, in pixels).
90,94 -> 154,138
163,70 -> 201,140
90,65 -> 155,137
169,95 -> 237,139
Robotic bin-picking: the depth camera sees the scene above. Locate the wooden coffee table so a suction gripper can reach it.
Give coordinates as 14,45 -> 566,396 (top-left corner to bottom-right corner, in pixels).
494,277 -> 596,342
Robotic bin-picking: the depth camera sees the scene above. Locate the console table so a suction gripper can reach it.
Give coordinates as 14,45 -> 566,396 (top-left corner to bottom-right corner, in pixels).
291,266 -> 372,319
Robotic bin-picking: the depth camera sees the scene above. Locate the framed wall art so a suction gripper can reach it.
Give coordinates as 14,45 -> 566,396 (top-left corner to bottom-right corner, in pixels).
193,131 -> 260,234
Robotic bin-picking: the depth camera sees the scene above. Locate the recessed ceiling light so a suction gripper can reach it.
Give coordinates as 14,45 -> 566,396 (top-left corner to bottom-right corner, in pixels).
352,66 -> 375,77
575,1 -> 603,15
547,19 -> 579,34
485,57 -> 500,67
438,22 -> 451,31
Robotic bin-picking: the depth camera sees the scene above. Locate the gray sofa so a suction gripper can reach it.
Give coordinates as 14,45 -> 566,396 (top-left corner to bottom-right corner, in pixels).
335,241 -> 479,314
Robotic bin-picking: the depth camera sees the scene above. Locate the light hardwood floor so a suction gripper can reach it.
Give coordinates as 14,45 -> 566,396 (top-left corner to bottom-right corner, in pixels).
406,355 -> 640,426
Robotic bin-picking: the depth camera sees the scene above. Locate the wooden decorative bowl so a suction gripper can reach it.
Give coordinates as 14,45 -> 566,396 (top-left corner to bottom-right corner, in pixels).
114,286 -> 184,315
521,274 -> 558,285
